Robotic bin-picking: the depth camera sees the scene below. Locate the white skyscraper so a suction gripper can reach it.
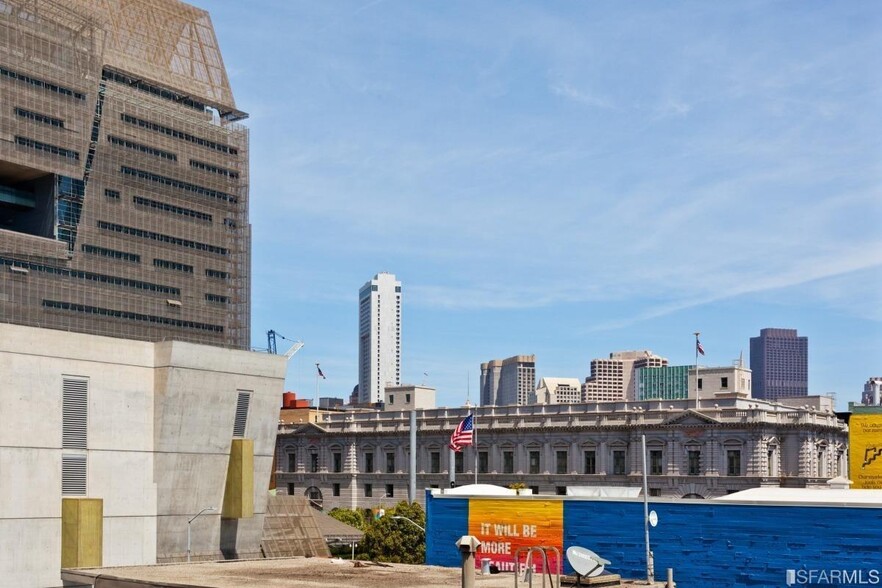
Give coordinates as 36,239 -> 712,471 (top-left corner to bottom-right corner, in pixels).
358,273 -> 402,403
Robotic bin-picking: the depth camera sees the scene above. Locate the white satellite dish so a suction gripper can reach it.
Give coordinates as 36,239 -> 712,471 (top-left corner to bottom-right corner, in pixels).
566,546 -> 611,577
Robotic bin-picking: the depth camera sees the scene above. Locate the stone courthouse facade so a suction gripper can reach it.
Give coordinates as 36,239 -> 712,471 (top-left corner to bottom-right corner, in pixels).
276,396 -> 848,509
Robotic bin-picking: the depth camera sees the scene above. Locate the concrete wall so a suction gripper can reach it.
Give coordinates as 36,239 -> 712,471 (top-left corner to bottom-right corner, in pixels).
0,324 -> 286,587
426,493 -> 882,588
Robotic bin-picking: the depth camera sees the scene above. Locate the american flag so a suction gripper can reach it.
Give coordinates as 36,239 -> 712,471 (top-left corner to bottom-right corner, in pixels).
449,414 -> 474,452
696,339 -> 705,356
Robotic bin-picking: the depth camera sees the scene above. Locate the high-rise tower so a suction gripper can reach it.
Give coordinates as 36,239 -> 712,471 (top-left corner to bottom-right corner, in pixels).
357,272 -> 401,403
750,328 -> 808,401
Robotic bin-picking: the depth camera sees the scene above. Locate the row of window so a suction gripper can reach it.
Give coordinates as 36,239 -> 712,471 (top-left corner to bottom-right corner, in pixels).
104,68 -> 205,112
133,195 -> 212,222
81,243 -> 140,263
97,221 -> 228,256
205,293 -> 229,304
1,65 -> 85,99
190,159 -> 239,179
119,166 -> 237,204
153,258 -> 193,273
107,135 -> 177,161
42,299 -> 224,333
0,255 -> 178,294
120,113 -> 238,155
206,268 -> 230,280
15,136 -> 79,161
14,106 -> 65,128
290,448 -> 744,477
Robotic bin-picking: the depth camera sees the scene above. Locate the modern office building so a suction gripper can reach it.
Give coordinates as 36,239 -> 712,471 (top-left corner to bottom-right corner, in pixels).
637,364 -> 753,402
0,0 -> 251,348
357,272 -> 401,404
750,328 -> 808,401
535,377 -> 583,404
480,354 -> 536,406
276,395 -> 847,510
0,2 -> 288,586
636,365 -> 690,401
582,350 -> 667,402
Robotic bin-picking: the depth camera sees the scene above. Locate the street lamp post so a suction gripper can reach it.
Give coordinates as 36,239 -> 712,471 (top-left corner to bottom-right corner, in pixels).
391,515 -> 425,532
187,506 -> 216,563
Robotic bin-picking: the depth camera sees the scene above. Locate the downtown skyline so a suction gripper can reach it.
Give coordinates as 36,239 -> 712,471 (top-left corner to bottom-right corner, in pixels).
201,0 -> 881,409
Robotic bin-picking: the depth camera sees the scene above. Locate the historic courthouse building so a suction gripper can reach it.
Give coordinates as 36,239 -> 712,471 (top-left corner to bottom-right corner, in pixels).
276,396 -> 848,510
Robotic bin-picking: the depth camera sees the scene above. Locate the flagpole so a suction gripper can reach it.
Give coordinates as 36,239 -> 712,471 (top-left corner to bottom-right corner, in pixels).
693,333 -> 700,411
315,363 -> 320,413
470,373 -> 478,485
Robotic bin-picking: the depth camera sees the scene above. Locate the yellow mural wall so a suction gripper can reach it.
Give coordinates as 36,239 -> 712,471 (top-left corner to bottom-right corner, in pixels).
849,413 -> 882,489
468,498 -> 563,572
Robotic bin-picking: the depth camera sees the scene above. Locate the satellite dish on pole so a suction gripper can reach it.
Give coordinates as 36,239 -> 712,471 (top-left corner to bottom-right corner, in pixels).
566,546 -> 611,578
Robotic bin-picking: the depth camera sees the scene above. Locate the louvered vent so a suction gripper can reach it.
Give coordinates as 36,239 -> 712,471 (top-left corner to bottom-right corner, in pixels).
62,378 -> 88,449
62,454 -> 87,495
233,391 -> 251,437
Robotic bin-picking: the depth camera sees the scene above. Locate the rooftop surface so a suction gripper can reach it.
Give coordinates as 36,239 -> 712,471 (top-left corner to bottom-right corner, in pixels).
63,557 -> 661,587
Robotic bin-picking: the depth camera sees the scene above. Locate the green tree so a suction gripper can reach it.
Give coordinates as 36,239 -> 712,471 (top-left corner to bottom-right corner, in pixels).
328,507 -> 367,531
362,501 -> 426,564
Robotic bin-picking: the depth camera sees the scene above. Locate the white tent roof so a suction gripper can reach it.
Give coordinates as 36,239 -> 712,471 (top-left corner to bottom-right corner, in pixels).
442,484 -> 518,496
715,487 -> 882,505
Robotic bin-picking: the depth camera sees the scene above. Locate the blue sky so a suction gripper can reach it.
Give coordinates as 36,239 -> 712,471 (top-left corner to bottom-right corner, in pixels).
203,1 -> 880,409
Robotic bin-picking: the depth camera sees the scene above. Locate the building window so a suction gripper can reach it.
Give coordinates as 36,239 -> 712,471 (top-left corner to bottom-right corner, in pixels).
688,450 -> 701,475
529,450 -> 541,474
698,378 -> 703,390
503,451 -> 514,474
455,452 -> 464,474
650,450 -> 663,475
287,453 -> 296,472
385,484 -> 394,498
333,452 -> 342,473
556,450 -> 568,475
389,395 -> 394,405
332,483 -> 340,497
613,450 -> 626,475
583,450 -> 596,474
287,483 -> 295,495
386,452 -> 395,473
649,488 -> 662,497
727,450 -> 741,476
529,486 -> 539,495
365,452 -> 374,472
405,393 -> 411,403
478,451 -> 489,474
430,451 -> 440,473
556,486 -> 567,496
364,484 -> 373,497
721,377 -> 729,389
310,452 -> 319,473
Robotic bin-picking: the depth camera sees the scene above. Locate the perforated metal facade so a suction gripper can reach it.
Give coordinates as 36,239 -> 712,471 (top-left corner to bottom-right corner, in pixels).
0,0 -> 250,348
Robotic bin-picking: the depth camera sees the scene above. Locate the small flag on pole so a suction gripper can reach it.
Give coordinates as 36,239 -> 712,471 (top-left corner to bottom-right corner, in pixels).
316,364 -> 326,379
696,339 -> 705,356
449,414 -> 474,452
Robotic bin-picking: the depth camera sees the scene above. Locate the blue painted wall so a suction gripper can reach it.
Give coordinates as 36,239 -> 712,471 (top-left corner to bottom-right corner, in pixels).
426,494 -> 882,588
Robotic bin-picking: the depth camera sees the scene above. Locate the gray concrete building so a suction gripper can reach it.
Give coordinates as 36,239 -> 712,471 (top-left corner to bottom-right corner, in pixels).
480,355 -> 536,406
750,328 -> 808,401
275,395 -> 847,510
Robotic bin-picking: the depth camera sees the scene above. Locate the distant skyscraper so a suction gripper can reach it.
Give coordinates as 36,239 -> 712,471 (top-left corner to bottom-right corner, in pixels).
535,377 -> 582,404
582,350 -> 667,402
358,272 -> 401,403
861,377 -> 882,405
480,355 -> 536,406
750,328 -> 808,401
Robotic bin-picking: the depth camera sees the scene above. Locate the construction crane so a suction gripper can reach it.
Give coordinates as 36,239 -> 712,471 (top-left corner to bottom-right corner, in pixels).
266,330 -> 304,358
